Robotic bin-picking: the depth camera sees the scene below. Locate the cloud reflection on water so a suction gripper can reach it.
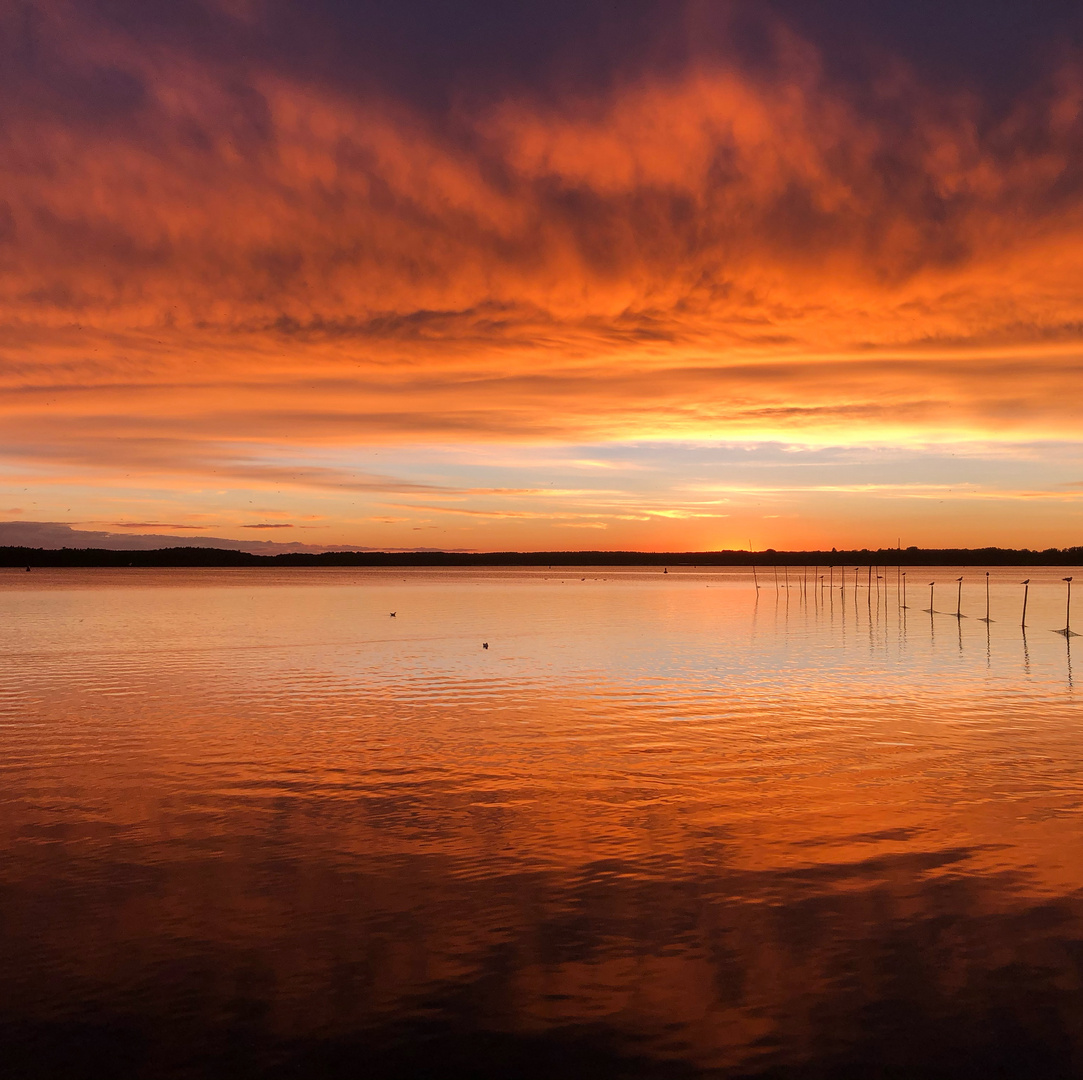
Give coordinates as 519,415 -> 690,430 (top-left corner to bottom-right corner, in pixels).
1,567 -> 1082,1077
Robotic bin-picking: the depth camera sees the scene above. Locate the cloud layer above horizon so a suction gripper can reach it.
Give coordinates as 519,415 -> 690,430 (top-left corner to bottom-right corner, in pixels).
3,0 -> 1083,549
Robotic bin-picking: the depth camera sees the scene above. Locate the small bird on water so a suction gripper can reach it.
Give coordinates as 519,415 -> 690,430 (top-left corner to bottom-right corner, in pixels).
482,642 -> 488,649
389,612 -> 396,617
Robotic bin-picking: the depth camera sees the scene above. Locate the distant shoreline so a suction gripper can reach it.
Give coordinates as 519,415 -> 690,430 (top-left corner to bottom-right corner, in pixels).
3,545 -> 1082,568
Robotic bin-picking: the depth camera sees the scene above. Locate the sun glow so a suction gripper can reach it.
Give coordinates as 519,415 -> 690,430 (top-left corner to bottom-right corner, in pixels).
2,2 -> 1083,549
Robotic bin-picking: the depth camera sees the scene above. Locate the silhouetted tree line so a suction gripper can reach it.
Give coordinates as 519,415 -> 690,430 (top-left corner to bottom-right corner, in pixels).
3,545 -> 1083,568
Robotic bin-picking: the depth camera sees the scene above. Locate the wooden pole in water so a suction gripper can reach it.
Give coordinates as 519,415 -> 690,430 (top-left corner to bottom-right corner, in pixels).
753,565 -> 760,590
927,581 -> 935,613
774,566 -> 779,592
1063,576 -> 1073,635
829,565 -> 834,590
1021,579 -> 1030,628
980,571 -> 992,623
902,572 -> 907,609
955,576 -> 964,618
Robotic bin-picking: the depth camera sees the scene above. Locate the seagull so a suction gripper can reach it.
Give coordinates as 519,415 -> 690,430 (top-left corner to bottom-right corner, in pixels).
389,612 -> 396,617
482,642 -> 488,649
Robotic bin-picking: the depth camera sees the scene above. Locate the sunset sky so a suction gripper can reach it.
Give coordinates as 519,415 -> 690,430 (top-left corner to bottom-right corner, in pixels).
4,0 -> 1083,551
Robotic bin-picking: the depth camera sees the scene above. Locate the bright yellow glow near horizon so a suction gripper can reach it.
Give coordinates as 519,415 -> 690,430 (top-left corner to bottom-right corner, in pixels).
2,4 -> 1083,551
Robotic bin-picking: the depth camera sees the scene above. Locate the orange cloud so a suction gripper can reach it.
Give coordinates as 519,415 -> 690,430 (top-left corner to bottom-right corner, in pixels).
4,4 -> 1083,344
3,2 -> 1083,547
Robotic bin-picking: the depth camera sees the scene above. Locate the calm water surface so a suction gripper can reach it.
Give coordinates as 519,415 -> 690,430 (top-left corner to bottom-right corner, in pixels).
2,566 -> 1082,1078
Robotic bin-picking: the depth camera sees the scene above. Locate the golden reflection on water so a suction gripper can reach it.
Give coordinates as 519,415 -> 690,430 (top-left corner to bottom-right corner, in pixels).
1,567 -> 1082,1077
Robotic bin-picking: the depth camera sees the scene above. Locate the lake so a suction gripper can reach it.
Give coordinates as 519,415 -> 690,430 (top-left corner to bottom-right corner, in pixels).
2,565 -> 1082,1078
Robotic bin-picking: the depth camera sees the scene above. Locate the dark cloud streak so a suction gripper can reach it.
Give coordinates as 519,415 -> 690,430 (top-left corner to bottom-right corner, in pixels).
17,2 -> 1083,121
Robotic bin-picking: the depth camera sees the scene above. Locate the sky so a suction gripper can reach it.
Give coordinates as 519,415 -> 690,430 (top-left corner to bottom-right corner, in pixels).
3,0 -> 1083,552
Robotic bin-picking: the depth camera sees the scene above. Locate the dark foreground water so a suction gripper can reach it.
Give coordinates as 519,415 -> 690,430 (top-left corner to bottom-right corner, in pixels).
2,565 -> 1082,1078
